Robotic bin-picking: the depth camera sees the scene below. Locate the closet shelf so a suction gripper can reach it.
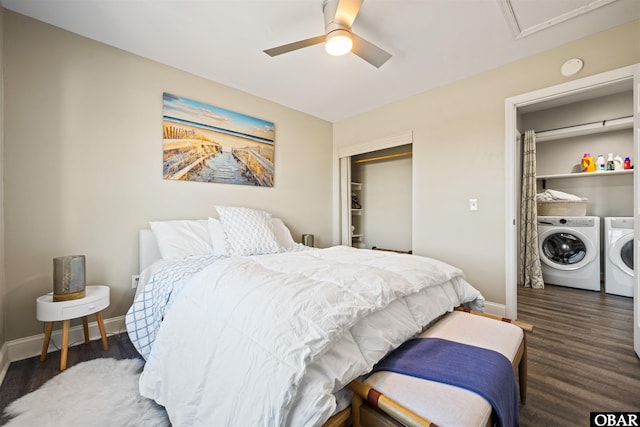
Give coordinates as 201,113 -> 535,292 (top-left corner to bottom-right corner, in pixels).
535,116 -> 632,142
352,209 -> 363,215
537,169 -> 633,179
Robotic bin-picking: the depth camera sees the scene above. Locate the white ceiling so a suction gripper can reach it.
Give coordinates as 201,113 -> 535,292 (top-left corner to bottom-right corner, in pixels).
3,0 -> 639,122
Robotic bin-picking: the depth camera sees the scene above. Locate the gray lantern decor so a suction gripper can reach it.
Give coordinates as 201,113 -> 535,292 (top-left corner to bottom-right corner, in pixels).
53,255 -> 86,302
302,234 -> 314,247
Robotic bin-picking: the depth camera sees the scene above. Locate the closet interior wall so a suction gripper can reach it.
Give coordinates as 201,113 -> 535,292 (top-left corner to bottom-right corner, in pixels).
350,144 -> 413,252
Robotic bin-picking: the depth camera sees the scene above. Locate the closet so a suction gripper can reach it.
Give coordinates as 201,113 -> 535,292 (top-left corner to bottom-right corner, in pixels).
338,135 -> 413,252
521,85 -> 634,218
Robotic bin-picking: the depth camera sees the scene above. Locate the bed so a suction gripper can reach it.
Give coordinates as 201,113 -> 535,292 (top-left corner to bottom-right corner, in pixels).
125,206 -> 486,426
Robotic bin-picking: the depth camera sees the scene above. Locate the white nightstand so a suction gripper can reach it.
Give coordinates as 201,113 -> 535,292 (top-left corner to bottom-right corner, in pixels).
36,285 -> 110,370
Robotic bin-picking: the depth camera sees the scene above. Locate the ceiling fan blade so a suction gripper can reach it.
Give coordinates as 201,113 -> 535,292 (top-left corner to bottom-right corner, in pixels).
334,0 -> 364,28
351,33 -> 391,68
263,35 -> 325,57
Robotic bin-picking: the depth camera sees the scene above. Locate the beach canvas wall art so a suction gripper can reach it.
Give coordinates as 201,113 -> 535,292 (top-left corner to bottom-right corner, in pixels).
162,93 -> 275,186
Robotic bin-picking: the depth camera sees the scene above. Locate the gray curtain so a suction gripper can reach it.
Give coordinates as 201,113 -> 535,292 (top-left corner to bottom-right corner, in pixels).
519,130 -> 544,288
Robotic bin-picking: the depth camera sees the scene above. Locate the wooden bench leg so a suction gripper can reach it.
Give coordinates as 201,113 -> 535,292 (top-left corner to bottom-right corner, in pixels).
96,311 -> 109,351
40,322 -> 54,362
519,334 -> 528,404
60,319 -> 70,371
82,316 -> 90,344
351,391 -> 363,427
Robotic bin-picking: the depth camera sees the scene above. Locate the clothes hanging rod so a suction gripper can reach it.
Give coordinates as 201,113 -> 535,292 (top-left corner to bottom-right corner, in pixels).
535,115 -> 633,142
354,151 -> 413,164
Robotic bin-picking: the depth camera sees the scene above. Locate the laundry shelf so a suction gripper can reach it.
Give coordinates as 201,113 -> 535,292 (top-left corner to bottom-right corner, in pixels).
535,116 -> 633,142
537,169 -> 633,180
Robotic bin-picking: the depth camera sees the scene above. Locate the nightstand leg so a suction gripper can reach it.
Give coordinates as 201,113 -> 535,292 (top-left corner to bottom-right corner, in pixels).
60,319 -> 70,371
95,312 -> 108,351
40,322 -> 54,362
82,316 -> 90,344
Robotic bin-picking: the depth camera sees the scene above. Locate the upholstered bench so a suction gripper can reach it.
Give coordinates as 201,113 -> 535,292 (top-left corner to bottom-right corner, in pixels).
348,309 -> 531,427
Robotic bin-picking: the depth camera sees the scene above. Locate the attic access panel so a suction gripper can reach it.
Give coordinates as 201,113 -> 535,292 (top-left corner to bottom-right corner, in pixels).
500,0 -> 618,38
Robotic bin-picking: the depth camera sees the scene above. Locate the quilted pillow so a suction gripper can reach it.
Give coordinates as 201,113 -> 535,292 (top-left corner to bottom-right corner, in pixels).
215,206 -> 280,256
149,220 -> 213,260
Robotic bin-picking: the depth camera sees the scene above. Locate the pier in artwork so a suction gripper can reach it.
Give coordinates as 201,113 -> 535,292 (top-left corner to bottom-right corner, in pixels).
162,122 -> 275,186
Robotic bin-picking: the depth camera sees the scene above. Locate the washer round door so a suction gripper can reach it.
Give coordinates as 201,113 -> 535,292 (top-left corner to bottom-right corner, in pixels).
610,233 -> 634,277
538,228 -> 597,271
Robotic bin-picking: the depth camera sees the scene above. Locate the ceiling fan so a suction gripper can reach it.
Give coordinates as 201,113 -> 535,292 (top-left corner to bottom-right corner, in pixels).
263,0 -> 392,68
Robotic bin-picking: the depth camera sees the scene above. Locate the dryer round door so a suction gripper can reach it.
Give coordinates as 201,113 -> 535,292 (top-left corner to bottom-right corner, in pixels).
610,234 -> 634,277
538,228 -> 597,271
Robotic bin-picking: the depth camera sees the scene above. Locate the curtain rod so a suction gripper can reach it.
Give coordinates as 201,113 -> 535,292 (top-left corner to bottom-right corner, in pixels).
354,151 -> 413,164
536,115 -> 632,134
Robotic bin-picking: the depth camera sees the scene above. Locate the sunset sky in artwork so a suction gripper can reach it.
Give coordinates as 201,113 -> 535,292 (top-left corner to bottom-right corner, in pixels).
163,92 -> 275,143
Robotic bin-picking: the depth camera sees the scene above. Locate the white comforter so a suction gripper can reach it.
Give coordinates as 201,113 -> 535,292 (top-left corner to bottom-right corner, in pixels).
139,246 -> 484,426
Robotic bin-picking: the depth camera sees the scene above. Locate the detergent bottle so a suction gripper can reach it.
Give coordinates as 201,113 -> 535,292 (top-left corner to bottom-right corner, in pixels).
613,155 -> 624,171
581,153 -> 596,172
606,153 -> 615,170
596,154 -> 605,171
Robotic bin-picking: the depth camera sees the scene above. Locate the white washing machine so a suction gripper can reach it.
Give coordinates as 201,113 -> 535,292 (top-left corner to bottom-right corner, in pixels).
604,217 -> 634,297
537,216 -> 600,291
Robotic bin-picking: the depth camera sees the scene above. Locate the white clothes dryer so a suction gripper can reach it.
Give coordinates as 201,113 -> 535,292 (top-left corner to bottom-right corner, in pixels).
604,217 -> 634,297
537,216 -> 600,291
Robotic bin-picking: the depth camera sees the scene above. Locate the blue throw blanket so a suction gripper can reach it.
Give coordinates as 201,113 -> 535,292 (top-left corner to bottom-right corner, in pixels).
372,337 -> 519,427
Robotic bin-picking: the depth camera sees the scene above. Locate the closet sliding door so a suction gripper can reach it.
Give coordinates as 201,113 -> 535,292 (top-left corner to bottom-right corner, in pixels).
339,157 -> 352,246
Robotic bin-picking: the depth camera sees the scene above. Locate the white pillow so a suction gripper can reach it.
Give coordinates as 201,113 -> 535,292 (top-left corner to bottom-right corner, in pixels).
272,218 -> 297,249
207,218 -> 231,257
149,220 -> 213,260
215,206 -> 280,256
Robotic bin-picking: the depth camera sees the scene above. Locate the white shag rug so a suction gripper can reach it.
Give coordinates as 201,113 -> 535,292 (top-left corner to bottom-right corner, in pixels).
3,358 -> 170,427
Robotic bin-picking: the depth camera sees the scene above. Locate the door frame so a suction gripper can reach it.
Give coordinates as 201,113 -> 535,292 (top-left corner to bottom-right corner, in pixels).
504,64 -> 639,322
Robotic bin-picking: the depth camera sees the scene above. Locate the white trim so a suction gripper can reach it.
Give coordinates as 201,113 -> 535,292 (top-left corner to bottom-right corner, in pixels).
633,66 -> 640,357
337,130 -> 413,159
508,65 -> 637,108
0,315 -> 127,383
483,301 -> 507,318
504,109 -> 519,320
339,157 -> 352,246
498,0 -> 618,39
504,64 -> 639,321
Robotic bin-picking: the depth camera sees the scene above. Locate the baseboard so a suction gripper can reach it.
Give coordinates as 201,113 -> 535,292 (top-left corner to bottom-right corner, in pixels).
483,301 -> 507,318
4,315 -> 127,368
0,341 -> 9,386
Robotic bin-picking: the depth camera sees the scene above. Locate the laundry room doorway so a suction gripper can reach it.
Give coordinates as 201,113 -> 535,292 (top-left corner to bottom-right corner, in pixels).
504,64 -> 640,357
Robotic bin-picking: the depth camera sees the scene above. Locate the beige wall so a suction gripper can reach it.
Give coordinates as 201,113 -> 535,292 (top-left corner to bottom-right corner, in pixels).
3,11 -> 333,341
334,20 -> 640,304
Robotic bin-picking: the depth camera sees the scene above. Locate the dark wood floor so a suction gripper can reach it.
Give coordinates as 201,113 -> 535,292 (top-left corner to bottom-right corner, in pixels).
0,332 -> 142,425
0,285 -> 638,426
517,285 -> 640,427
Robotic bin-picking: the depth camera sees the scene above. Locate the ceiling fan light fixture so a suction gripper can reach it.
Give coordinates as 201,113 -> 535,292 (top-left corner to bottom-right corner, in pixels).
325,29 -> 352,56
